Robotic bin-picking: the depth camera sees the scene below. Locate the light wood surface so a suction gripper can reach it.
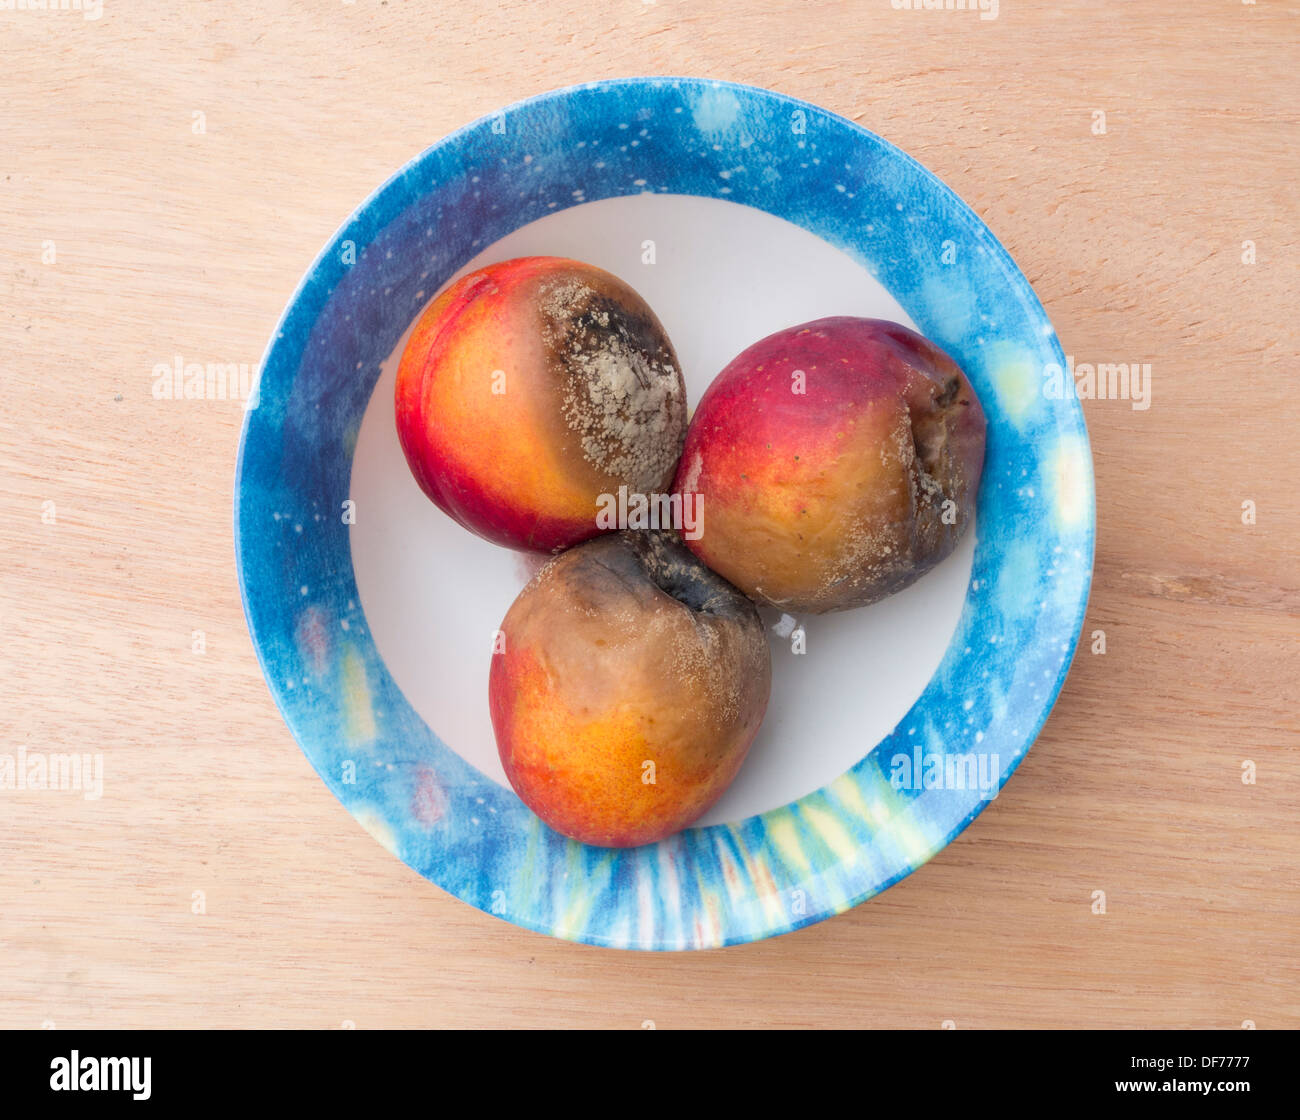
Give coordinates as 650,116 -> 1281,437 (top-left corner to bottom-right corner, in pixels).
2,1 -> 1296,1029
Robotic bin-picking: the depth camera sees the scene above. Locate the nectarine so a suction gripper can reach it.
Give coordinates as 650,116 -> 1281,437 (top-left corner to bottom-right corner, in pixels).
674,317 -> 986,613
395,257 -> 686,552
489,531 -> 771,847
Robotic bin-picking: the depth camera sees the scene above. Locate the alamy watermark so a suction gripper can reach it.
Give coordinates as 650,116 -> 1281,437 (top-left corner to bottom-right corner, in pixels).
891,0 -> 998,21
596,487 -> 702,540
0,747 -> 103,800
152,356 -> 260,409
890,747 -> 999,800
1043,355 -> 1152,411
50,1052 -> 150,1100
1,0 -> 103,20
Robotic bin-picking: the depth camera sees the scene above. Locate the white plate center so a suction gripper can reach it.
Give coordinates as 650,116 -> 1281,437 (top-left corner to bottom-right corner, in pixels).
350,193 -> 973,825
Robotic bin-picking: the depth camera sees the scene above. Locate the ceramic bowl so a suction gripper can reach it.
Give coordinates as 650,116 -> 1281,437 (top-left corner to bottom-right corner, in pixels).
235,77 -> 1094,949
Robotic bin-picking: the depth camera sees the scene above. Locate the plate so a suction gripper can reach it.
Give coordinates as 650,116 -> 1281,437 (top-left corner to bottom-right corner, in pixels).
235,77 -> 1094,950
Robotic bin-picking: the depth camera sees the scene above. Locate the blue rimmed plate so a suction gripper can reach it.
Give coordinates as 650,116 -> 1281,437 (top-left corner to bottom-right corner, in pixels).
235,77 -> 1094,949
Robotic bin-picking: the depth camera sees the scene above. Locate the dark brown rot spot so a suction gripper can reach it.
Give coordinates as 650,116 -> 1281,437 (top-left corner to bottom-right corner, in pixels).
545,288 -> 671,391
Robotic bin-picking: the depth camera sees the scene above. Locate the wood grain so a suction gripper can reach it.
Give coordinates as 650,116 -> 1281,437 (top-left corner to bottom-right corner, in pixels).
1,0 -> 1296,1029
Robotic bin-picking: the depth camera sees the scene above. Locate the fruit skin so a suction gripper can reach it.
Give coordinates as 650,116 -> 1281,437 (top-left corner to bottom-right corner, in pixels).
489,531 -> 771,848
395,256 -> 686,553
674,317 -> 986,613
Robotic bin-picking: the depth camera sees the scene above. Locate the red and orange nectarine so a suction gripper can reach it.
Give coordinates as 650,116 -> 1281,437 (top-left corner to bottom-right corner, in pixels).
674,317 -> 986,613
396,257 -> 686,552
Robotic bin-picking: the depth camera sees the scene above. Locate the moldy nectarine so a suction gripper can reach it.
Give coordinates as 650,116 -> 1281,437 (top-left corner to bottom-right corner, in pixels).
489,531 -> 771,848
395,256 -> 686,552
674,317 -> 986,613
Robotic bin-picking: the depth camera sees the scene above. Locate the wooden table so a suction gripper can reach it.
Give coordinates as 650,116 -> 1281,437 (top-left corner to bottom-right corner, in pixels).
3,1 -> 1296,1029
